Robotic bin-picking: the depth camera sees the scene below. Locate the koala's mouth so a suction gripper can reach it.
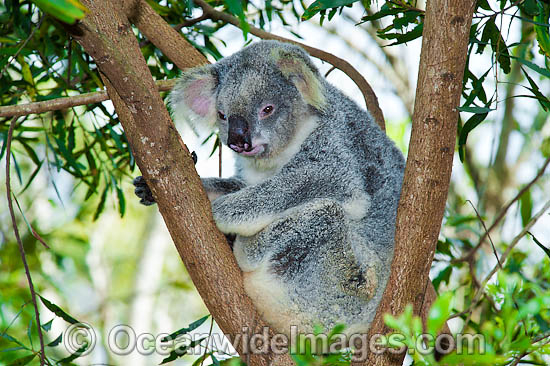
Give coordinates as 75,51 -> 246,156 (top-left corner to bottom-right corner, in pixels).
229,143 -> 265,157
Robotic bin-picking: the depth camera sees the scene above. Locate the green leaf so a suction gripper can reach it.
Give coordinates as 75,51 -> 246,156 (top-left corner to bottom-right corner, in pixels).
191,353 -> 211,366
1,333 -> 28,349
441,353 -> 505,365
223,0 -> 250,37
39,295 -> 80,324
534,1 -> 550,57
107,125 -> 124,151
477,18 -> 495,54
458,111 -> 489,162
209,135 -> 220,158
26,318 -> 33,349
432,266 -> 453,290
31,0 -> 88,24
528,232 -> 550,259
520,0 -> 541,16
436,239 -> 453,257
519,190 -> 533,226
57,344 -> 88,364
47,333 -> 63,347
19,160 -> 43,194
93,184 -> 109,221
160,315 -> 210,342
542,136 -> 550,157
510,55 -> 550,78
379,23 -> 424,46
53,135 -> 84,176
478,19 -> 510,73
427,292 -> 453,335
534,313 -> 550,333
41,318 -> 53,332
477,0 -> 492,11
11,152 -> 23,185
361,3 -> 401,23
383,313 -> 402,331
457,106 -> 493,113
112,176 -> 126,217
6,354 -> 36,366
302,0 -> 357,20
159,337 -> 207,364
521,67 -> 550,111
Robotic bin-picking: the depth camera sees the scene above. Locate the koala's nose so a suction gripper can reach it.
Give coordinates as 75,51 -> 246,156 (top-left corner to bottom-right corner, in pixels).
227,115 -> 252,153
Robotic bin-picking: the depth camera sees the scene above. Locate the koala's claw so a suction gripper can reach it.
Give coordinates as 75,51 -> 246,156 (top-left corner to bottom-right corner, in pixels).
133,151 -> 198,206
133,176 -> 156,206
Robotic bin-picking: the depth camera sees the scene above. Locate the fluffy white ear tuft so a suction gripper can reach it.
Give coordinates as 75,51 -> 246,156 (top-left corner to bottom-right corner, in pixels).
271,47 -> 326,111
167,66 -> 217,131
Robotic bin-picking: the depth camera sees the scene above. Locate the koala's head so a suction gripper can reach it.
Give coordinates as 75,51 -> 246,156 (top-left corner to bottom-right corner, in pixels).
168,40 -> 326,159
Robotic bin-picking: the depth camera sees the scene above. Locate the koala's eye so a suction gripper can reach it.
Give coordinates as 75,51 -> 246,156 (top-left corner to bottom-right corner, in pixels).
259,105 -> 275,118
217,111 -> 227,121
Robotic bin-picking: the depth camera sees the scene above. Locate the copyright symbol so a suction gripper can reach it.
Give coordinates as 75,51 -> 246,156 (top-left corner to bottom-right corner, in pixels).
64,322 -> 96,356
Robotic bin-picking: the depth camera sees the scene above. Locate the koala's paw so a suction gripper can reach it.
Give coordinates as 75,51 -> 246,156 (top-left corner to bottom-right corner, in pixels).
133,151 -> 197,206
133,176 -> 156,206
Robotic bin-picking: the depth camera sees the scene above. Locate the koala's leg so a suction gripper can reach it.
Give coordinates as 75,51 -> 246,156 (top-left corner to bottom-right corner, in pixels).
233,199 -> 381,335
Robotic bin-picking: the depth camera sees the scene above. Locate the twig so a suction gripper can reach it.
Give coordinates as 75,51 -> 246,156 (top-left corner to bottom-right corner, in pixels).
508,333 -> 550,366
326,19 -> 414,118
13,195 -> 50,249
0,79 -> 176,118
324,66 -> 336,78
472,0 -> 523,19
174,13 -> 210,32
454,156 -> 550,263
458,199 -> 550,329
467,200 -> 501,269
5,117 -> 46,366
139,13 -> 209,47
193,0 -> 386,131
218,137 -> 222,178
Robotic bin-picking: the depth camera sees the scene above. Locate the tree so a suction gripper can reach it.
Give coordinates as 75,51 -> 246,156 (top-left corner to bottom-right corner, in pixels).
1,1 -> 549,366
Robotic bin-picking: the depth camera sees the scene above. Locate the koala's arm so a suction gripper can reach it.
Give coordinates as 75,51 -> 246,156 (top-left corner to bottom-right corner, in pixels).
201,177 -> 247,201
211,171 -> 332,237
134,176 -> 246,205
134,151 -> 246,204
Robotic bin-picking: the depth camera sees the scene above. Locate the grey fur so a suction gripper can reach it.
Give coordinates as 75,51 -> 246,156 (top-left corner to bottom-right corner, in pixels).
168,40 -> 405,336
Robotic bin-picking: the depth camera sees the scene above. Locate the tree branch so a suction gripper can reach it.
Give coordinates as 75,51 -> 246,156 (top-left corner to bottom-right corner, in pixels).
363,1 -> 477,364
0,80 -> 175,118
68,1 -> 291,364
454,155 -> 550,263
5,116 -> 46,366
124,0 -> 208,71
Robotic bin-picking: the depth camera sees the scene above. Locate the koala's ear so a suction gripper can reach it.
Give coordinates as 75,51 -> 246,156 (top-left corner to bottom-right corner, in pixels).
168,66 -> 218,130
271,47 -> 326,111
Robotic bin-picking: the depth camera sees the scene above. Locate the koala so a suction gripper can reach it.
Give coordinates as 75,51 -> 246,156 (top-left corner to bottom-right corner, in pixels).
135,40 -> 405,337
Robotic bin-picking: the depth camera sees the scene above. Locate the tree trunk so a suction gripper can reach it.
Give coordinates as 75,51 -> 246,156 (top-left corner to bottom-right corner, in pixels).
68,1 -> 292,365
364,1 -> 476,365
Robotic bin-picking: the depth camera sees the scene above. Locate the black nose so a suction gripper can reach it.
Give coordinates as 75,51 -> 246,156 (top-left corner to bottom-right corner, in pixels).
227,115 -> 252,152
